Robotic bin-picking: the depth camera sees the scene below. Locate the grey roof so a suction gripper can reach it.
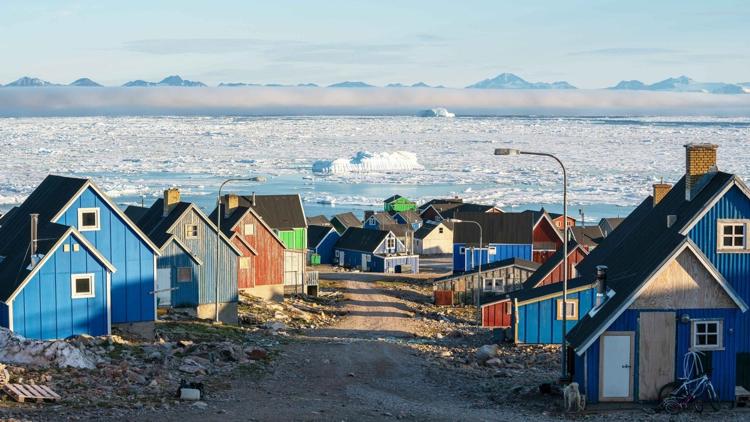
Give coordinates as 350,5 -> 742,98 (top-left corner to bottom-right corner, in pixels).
132,199 -> 193,248
453,212 -> 535,245
306,215 -> 331,226
567,172 -> 741,351
435,257 -> 540,283
569,226 -> 604,249
521,240 -> 585,290
380,223 -> 413,237
332,212 -> 361,229
124,205 -> 150,224
335,227 -> 389,252
414,221 -> 451,239
308,224 -> 336,249
419,198 -> 463,210
384,194 -> 410,203
0,206 -> 19,226
601,217 -> 625,229
394,210 -> 422,224
237,194 -> 306,231
368,212 -> 395,226
208,204 -> 252,237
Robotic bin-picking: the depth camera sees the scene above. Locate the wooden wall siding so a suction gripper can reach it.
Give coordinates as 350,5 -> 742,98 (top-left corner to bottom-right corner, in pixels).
314,231 -> 339,264
158,241 -> 199,307
233,212 -> 284,287
420,208 -> 440,222
638,312 -> 676,400
453,243 -> 532,272
632,249 -> 736,309
284,250 -> 305,286
482,301 -> 512,328
55,187 -> 155,324
385,197 -> 416,213
418,226 -> 453,254
172,208 -> 237,305
12,236 -> 109,339
438,266 -> 536,306
278,228 -> 307,251
516,287 -> 596,344
578,308 -> 739,404
533,219 -> 563,250
372,255 -> 419,273
538,248 -> 588,287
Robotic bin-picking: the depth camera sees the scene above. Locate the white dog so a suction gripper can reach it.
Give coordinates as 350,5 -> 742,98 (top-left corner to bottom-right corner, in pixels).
563,382 -> 586,412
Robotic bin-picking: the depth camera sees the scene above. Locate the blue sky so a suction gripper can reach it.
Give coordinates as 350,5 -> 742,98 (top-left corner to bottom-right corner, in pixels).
1,0 -> 748,88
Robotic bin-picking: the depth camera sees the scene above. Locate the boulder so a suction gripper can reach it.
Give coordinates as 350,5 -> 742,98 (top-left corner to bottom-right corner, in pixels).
475,344 -> 499,364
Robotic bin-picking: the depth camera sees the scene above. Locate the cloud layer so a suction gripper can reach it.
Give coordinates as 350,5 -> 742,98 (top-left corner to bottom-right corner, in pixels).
1,87 -> 749,117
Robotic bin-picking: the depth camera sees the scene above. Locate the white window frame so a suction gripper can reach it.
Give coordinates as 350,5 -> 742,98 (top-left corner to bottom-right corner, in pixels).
556,298 -> 578,320
244,223 -> 255,235
717,220 -> 748,252
691,319 -> 723,351
77,208 -> 100,232
386,237 -> 396,252
488,247 -> 497,255
459,247 -> 466,255
438,227 -> 444,234
177,267 -> 193,282
71,273 -> 95,299
184,224 -> 199,239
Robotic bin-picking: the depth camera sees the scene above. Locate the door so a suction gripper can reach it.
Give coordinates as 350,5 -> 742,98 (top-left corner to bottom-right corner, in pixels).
599,332 -> 634,401
337,250 -> 344,265
361,254 -> 369,271
156,268 -> 172,307
639,312 -> 676,400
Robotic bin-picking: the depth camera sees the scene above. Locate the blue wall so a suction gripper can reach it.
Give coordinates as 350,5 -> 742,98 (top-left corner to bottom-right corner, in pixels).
55,187 -> 155,324
392,214 -> 421,230
10,235 -> 109,339
158,242 -> 199,307
0,302 -> 8,330
517,287 -> 596,344
453,243 -> 532,272
315,230 -> 340,265
372,255 -> 419,273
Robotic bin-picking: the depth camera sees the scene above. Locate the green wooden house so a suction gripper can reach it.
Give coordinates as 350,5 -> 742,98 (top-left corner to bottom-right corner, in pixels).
238,194 -> 307,294
384,195 -> 417,213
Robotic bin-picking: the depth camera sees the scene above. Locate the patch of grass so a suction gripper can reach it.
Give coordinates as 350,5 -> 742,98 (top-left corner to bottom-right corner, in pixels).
157,320 -> 249,343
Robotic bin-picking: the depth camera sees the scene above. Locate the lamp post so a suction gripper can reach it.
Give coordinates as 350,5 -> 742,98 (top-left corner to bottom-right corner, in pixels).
449,219 -> 483,310
215,178 -> 261,323
495,148 -> 569,381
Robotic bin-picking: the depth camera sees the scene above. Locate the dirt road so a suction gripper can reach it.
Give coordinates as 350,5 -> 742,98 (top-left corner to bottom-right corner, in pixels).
141,278 -> 522,422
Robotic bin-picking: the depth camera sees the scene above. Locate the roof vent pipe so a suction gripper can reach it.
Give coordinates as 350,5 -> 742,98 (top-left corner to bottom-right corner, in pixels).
252,191 -> 256,207
667,214 -> 677,228
30,213 -> 40,268
595,265 -> 608,307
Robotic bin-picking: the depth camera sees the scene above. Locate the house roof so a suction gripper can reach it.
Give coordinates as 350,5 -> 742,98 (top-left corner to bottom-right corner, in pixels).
522,240 -> 586,290
380,223 -> 413,237
453,212 -> 535,245
332,212 -> 361,229
482,276 -> 596,308
601,217 -> 625,230
308,224 -> 336,249
237,194 -> 306,230
124,205 -> 150,224
369,212 -> 395,226
0,206 -> 19,226
208,204 -> 285,250
435,257 -> 540,283
384,194 -> 409,203
419,198 -> 463,211
567,172 -> 748,354
414,221 -> 452,239
569,226 -> 604,249
394,210 -> 422,224
335,227 -> 390,252
306,215 -> 331,226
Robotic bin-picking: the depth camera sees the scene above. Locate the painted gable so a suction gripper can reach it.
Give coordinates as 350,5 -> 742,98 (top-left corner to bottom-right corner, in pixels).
631,248 -> 736,310
54,186 -> 155,324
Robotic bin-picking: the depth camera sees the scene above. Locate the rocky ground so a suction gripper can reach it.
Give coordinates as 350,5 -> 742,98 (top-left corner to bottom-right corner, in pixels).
1,267 -> 748,421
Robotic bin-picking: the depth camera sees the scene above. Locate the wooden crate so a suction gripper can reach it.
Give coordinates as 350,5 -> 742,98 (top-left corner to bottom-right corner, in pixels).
3,383 -> 61,403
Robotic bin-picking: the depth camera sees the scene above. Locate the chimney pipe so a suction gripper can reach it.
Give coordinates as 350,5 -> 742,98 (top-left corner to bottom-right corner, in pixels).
652,182 -> 672,207
30,213 -> 39,257
684,143 -> 718,201
595,265 -> 608,307
252,191 -> 256,207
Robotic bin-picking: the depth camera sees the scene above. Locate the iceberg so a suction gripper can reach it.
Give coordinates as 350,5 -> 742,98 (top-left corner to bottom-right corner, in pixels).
312,151 -> 424,174
419,107 -> 455,117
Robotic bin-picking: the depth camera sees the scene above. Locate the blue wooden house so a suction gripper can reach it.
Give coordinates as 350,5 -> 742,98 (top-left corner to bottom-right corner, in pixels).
307,224 -> 340,265
568,144 -> 750,404
392,210 -> 423,231
363,212 -> 395,230
0,175 -> 160,339
126,189 -> 241,324
334,227 -> 419,273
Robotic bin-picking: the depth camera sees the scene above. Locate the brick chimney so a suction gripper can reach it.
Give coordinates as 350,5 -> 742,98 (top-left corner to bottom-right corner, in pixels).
223,194 -> 239,218
652,182 -> 672,207
685,143 -> 718,201
163,188 -> 180,217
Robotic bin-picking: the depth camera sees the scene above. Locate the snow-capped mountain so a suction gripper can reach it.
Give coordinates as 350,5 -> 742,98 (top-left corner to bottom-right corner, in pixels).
609,76 -> 745,94
466,73 -> 577,90
123,75 -> 206,87
328,81 -> 374,88
69,78 -> 102,87
5,76 -> 56,87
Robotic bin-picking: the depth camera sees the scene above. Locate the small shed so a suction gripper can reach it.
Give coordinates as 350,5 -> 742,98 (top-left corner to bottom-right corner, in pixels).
307,224 -> 340,265
433,258 -> 540,306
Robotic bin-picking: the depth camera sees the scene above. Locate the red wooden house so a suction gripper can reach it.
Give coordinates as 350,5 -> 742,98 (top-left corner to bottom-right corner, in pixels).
522,210 -> 565,263
210,195 -> 286,302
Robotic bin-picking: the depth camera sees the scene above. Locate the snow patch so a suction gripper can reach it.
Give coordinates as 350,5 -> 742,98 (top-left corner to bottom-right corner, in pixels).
312,151 -> 424,174
0,328 -> 99,369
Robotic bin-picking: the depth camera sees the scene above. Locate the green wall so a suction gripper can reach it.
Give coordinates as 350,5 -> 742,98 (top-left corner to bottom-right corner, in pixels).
278,227 -> 307,250
384,197 -> 417,213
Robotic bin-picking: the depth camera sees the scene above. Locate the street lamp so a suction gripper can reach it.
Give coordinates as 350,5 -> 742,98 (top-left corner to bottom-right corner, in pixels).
495,147 -> 569,381
215,178 -> 262,323
448,218 -> 483,310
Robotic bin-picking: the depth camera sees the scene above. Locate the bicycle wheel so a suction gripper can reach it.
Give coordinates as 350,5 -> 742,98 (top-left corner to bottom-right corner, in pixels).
663,397 -> 683,415
704,384 -> 721,411
658,381 -> 680,402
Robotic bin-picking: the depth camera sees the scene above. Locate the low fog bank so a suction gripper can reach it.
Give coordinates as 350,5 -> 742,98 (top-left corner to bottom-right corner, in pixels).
1,86 -> 750,117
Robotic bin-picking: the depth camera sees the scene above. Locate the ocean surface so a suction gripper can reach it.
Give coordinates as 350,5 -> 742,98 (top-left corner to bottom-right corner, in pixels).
1,115 -> 748,220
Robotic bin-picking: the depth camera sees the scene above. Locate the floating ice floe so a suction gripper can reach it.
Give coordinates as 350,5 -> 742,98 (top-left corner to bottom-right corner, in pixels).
312,151 -> 425,174
418,107 -> 455,117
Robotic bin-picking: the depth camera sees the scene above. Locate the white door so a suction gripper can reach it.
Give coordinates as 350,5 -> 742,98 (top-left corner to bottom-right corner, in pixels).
600,332 -> 634,401
337,250 -> 344,265
361,254 -> 369,271
156,268 -> 172,307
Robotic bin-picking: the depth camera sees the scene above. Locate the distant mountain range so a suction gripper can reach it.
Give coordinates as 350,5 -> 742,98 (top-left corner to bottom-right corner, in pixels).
2,73 -> 748,94
466,73 -> 577,90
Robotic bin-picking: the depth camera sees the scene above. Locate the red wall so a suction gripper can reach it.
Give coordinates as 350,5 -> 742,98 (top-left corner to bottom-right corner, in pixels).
482,300 -> 512,328
537,247 -> 587,287
232,212 -> 285,288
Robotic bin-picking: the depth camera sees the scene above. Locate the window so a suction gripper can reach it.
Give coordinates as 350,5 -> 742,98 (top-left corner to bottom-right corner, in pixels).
63,244 -> 70,253
459,247 -> 466,255
239,257 -> 251,270
488,247 -> 497,255
386,237 -> 396,252
504,302 -> 512,315
77,208 -> 100,231
556,299 -> 578,320
184,224 -> 199,239
718,221 -> 747,251
438,227 -> 444,234
691,320 -> 723,350
71,274 -> 95,298
177,267 -> 192,282
244,223 -> 255,235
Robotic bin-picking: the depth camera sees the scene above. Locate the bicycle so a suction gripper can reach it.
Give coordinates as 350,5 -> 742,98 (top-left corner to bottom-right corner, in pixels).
658,350 -> 720,414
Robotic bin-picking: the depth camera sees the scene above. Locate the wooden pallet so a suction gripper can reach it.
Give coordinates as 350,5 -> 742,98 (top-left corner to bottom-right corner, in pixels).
735,386 -> 750,407
2,383 -> 61,403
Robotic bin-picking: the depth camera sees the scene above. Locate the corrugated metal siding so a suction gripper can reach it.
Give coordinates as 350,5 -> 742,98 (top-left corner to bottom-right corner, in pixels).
516,287 -> 596,344
453,243 -> 533,272
56,187 -> 155,324
158,241 -> 199,307
374,255 -> 419,273
278,228 -> 307,251
12,236 -> 109,339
